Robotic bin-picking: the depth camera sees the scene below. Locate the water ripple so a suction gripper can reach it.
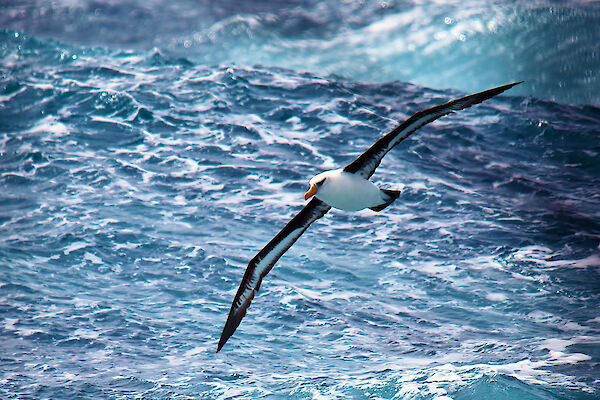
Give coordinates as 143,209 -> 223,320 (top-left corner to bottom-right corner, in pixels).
1,14 -> 599,399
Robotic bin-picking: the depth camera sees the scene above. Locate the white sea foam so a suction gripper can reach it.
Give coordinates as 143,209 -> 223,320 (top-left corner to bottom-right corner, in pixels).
84,252 -> 103,265
64,241 -> 92,254
511,246 -> 600,270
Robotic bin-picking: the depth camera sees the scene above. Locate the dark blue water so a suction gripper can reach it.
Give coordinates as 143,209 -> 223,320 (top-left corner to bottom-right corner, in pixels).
1,1 -> 599,399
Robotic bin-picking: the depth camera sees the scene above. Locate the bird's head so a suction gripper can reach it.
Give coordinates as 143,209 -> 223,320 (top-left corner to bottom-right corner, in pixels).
304,169 -> 337,200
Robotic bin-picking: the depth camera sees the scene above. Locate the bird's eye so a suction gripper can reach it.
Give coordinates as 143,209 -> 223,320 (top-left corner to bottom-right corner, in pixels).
316,179 -> 326,187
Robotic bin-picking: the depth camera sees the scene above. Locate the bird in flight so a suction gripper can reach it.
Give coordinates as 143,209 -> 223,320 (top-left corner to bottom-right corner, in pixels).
217,81 -> 522,352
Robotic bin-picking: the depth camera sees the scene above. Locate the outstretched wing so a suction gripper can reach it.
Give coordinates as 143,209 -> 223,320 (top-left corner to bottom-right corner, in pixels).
343,81 -> 523,179
217,198 -> 331,352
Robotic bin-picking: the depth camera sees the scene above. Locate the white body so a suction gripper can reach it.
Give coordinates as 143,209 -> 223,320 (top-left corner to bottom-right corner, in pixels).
310,169 -> 386,211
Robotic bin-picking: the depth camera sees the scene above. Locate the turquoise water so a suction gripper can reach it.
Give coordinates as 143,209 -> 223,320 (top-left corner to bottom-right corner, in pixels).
1,1 -> 599,399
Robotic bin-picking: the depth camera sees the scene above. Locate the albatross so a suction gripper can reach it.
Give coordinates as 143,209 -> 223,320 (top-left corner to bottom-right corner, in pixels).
217,81 -> 522,352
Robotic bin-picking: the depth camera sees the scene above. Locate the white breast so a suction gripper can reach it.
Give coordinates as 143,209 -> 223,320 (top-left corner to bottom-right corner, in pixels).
313,169 -> 384,211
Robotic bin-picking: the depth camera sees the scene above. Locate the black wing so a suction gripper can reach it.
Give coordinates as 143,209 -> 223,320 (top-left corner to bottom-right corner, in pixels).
343,81 -> 523,179
217,198 -> 331,352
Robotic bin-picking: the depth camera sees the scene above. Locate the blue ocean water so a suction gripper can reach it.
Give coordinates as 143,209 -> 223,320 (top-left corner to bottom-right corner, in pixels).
1,1 -> 599,399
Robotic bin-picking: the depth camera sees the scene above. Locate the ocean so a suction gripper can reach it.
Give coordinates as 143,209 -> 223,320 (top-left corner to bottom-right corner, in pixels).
1,0 -> 599,399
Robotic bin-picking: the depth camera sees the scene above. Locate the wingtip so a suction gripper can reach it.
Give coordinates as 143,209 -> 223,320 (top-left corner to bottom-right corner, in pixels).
493,81 -> 524,97
494,80 -> 524,93
216,335 -> 224,352
217,329 -> 230,353
217,306 -> 246,353
217,335 -> 229,353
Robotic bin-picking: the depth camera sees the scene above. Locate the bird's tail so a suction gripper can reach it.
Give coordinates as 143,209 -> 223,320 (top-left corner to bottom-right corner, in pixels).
369,189 -> 401,212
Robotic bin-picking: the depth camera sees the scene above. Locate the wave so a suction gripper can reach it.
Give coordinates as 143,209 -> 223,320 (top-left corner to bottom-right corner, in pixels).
1,4 -> 599,398
3,1 -> 599,104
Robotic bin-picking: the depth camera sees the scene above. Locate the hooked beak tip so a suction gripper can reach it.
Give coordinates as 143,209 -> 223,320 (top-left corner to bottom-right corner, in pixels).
304,184 -> 317,201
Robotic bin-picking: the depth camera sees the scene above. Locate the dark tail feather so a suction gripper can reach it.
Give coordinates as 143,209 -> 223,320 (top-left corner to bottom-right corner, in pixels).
369,189 -> 401,212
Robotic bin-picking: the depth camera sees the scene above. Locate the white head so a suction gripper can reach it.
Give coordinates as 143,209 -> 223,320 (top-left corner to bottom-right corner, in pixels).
304,169 -> 341,200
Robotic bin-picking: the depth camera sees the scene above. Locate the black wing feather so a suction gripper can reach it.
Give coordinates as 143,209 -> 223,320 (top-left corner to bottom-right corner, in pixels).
344,81 -> 523,179
217,198 -> 331,352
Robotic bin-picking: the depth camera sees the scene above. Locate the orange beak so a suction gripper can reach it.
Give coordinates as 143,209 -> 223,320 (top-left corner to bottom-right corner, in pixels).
304,184 -> 317,200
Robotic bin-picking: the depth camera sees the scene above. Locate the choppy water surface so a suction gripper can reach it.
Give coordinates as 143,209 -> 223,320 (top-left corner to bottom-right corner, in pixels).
1,1 -> 599,399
